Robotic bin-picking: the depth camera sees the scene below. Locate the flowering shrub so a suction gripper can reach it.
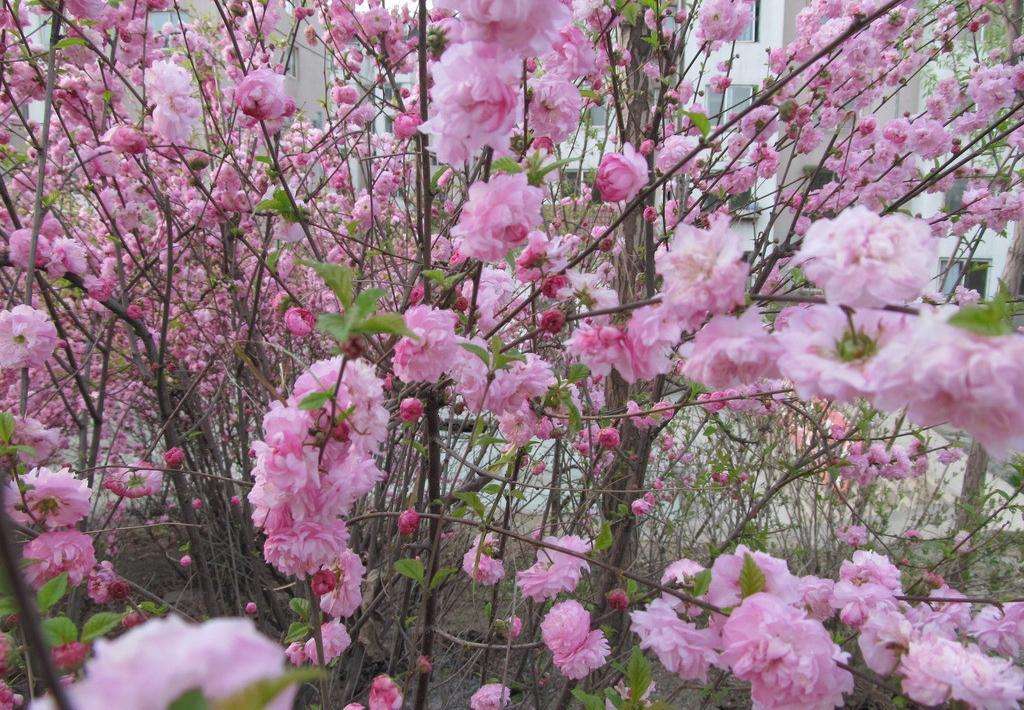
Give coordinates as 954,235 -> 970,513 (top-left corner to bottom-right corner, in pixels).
0,0 -> 1021,708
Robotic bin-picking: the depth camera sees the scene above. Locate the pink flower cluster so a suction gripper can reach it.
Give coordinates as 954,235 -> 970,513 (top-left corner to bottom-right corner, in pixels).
452,173 -> 544,262
0,305 -> 58,370
540,600 -> 610,679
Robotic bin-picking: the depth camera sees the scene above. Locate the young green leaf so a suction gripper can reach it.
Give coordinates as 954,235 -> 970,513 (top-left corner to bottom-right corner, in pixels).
36,572 -> 68,614
301,260 -> 355,307
297,390 -> 333,411
738,553 -> 766,598
41,616 -> 77,646
594,521 -> 613,552
81,612 -> 124,642
394,558 -> 425,584
624,645 -> 653,700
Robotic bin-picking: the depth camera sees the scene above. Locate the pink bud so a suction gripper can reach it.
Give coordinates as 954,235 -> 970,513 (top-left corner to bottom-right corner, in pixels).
283,307 -> 315,337
163,447 -> 185,468
398,508 -> 420,536
245,601 -> 258,615
597,427 -> 620,449
539,309 -> 566,334
311,569 -> 337,596
399,397 -> 424,423
191,498 -> 203,510
638,139 -> 654,155
179,554 -> 192,568
607,588 -> 629,611
230,495 -> 241,506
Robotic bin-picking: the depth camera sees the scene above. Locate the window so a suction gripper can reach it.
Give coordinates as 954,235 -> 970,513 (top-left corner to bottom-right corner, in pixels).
588,104 -> 607,126
148,10 -> 190,32
940,258 -> 990,297
737,0 -> 760,42
706,84 -> 755,123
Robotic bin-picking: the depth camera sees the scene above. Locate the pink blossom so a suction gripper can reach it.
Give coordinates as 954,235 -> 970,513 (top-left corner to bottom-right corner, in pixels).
541,600 -> 610,679
87,561 -> 125,605
830,550 -> 902,628
775,305 -> 908,403
630,598 -> 718,680
528,76 -> 583,143
469,683 -> 510,710
262,520 -> 350,577
516,534 -> 591,601
835,524 -> 867,547
436,0 -> 569,54
302,620 -> 351,664
655,134 -> 701,175
868,311 -> 1024,457
420,43 -> 520,164
283,307 -> 314,337
596,427 -> 620,449
631,497 -> 653,516
795,207 -> 938,307
452,173 -> 543,262
399,398 -> 424,423
798,576 -> 836,621
7,466 -> 90,529
656,218 -> 748,332
595,143 -> 648,202
969,603 -> 1024,657
857,606 -> 912,675
719,593 -> 853,710
22,529 -> 96,588
102,125 -> 147,154
696,0 -> 754,46
392,306 -> 461,382
393,114 -> 422,139
0,305 -> 57,369
36,617 -> 293,709
899,635 -> 1024,709
235,68 -> 295,123
397,508 -> 420,536
319,548 -> 365,619
707,545 -> 800,608
145,60 -> 201,144
682,309 -> 780,388
368,674 -> 403,710
462,533 -> 505,585
103,465 -> 162,499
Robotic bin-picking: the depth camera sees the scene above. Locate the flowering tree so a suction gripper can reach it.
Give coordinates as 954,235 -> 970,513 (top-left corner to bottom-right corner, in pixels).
0,0 -> 1022,707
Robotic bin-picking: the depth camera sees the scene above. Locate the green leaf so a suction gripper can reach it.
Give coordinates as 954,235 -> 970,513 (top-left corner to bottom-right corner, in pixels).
352,288 -> 387,320
215,668 -> 324,710
738,553 -> 766,598
289,597 -> 310,620
948,284 -> 1012,336
566,363 -> 590,384
254,190 -> 300,222
453,491 -> 485,519
0,413 -> 15,445
81,612 -> 123,642
169,689 -> 210,710
429,566 -> 458,590
36,572 -> 68,614
490,157 -> 522,175
316,313 -> 351,343
297,390 -> 333,411
283,621 -> 311,644
458,342 -> 490,367
302,260 -> 355,307
572,688 -> 606,710
594,521 -> 613,552
353,312 -> 413,337
691,569 -> 712,597
683,110 -> 711,137
41,616 -> 77,646
394,558 -> 425,584
55,37 -> 88,49
624,646 -> 653,699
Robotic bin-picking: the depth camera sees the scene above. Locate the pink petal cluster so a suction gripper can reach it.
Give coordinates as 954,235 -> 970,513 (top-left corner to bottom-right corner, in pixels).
0,305 -> 58,370
682,309 -> 780,388
102,465 -> 162,499
719,593 -> 854,710
22,529 -> 96,588
969,602 -> 1024,657
795,206 -> 938,307
696,0 -> 755,47
630,598 -> 718,680
540,600 -> 610,679
656,218 -> 748,333
235,68 -> 295,124
318,548 -> 365,618
898,634 -> 1024,709
516,534 -> 591,601
707,545 -> 800,608
35,617 -> 294,710
420,43 -> 520,164
829,550 -> 902,628
462,533 -> 505,585
469,683 -> 510,710
7,466 -> 90,529
452,173 -> 543,263
145,60 -> 201,145
435,0 -> 569,55
595,143 -> 648,203
392,306 -> 462,383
